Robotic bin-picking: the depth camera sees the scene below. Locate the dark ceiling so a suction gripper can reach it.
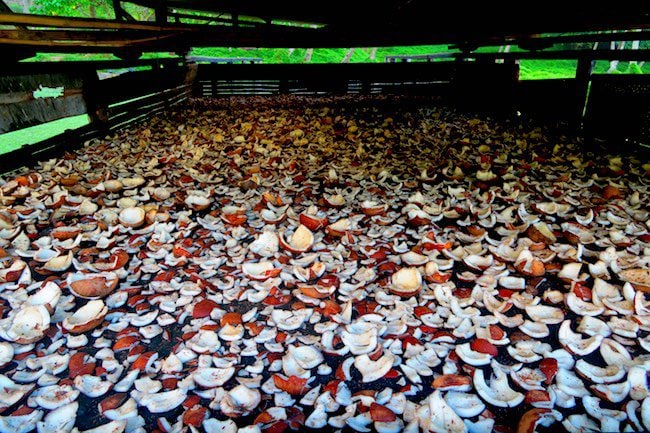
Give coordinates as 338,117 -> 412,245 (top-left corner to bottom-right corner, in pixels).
0,1 -> 648,55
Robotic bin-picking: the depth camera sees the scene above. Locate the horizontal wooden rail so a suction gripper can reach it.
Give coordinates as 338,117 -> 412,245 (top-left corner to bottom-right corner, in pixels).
0,12 -> 186,31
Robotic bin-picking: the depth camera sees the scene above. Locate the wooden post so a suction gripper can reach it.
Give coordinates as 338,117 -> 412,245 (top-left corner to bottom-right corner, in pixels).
575,56 -> 594,131
82,70 -> 109,134
184,62 -> 199,97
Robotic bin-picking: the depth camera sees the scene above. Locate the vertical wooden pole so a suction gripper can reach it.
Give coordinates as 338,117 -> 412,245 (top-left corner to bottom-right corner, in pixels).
82,69 -> 109,134
575,56 -> 594,132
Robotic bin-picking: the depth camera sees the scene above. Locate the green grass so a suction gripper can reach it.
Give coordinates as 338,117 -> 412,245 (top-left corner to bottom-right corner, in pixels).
0,115 -> 89,154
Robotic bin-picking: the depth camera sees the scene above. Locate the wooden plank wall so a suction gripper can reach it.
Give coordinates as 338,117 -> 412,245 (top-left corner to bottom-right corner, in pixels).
0,60 -> 190,173
0,72 -> 88,133
584,74 -> 650,148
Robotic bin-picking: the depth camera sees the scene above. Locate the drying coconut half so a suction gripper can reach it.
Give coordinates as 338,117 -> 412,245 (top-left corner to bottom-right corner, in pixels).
575,359 -> 625,384
401,251 -> 429,266
558,262 -> 583,282
249,231 -> 279,258
27,281 -> 61,312
62,300 -> 108,334
103,179 -> 123,193
464,254 -> 494,271
299,211 -> 328,231
619,269 -> 650,292
445,391 -> 486,418
558,320 -> 603,355
67,271 -> 119,299
0,375 -> 35,412
220,385 -> 261,417
326,218 -> 350,237
390,268 -> 422,297
526,222 -> 557,244
242,261 -> 280,281
44,251 -> 73,272
360,200 -> 387,216
193,367 -> 235,388
525,305 -> 564,325
280,225 -> 314,253
185,195 -> 212,212
341,322 -> 378,355
354,353 -> 394,383
5,305 -> 50,344
518,409 -> 561,433
417,390 -> 467,433
514,249 -> 545,277
499,276 -> 526,290
118,207 -> 145,228
283,345 -> 324,378
566,292 -> 604,317
455,343 -> 492,366
0,342 -> 13,368
133,388 -> 186,413
323,193 -> 345,208
432,374 -> 472,392
474,368 -> 524,408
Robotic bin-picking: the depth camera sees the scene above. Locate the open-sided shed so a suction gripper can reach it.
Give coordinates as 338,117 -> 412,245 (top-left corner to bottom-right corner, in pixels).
0,2 -> 649,172
0,4 -> 649,433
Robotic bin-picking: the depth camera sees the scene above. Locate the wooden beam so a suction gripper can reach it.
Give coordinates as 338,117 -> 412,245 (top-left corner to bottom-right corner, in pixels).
0,12 -> 186,31
3,58 -> 182,75
0,32 -> 182,48
0,29 -> 171,42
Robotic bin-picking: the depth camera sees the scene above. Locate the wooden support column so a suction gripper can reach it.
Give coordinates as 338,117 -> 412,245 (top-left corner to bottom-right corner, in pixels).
575,57 -> 595,131
184,62 -> 199,96
82,70 -> 109,134
155,2 -> 168,25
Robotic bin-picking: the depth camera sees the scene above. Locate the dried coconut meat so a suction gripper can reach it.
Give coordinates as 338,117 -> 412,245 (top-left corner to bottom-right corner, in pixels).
0,95 -> 648,433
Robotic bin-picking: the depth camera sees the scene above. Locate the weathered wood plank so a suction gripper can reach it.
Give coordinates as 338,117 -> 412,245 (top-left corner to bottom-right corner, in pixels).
98,66 -> 187,105
0,73 -> 88,133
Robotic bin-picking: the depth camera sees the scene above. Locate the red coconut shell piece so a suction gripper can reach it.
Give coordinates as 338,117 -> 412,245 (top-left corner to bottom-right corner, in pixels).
539,358 -> 558,385
470,339 -> 498,357
414,306 -> 433,317
572,282 -> 592,301
317,275 -> 340,288
320,300 -> 342,317
517,408 -> 552,433
183,395 -> 201,409
68,352 -> 95,379
254,411 -> 275,425
286,407 -> 305,430
183,405 -> 207,427
162,378 -> 178,390
11,405 -> 35,416
432,374 -> 471,390
192,299 -> 218,319
273,375 -> 309,395
525,390 -> 551,405
602,185 -> 623,200
245,322 -> 264,336
265,421 -> 289,433
99,393 -> 127,413
298,286 -> 330,299
94,250 -> 130,271
489,325 -> 506,340
222,213 -> 247,226
131,351 -> 156,370
113,336 -> 140,352
369,403 -> 397,422
323,380 -> 341,398
220,312 -> 243,326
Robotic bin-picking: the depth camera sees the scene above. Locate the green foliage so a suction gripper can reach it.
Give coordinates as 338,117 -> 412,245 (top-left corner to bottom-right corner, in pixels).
31,0 -> 114,18
627,63 -> 643,74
